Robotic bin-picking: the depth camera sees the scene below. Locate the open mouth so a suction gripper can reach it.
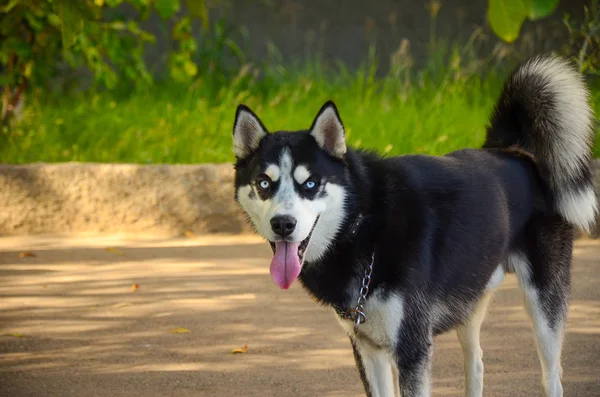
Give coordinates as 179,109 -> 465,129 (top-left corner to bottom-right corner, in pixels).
269,217 -> 319,263
268,216 -> 320,289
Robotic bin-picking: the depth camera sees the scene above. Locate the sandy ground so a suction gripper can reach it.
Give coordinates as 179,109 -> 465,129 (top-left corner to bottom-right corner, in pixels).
0,234 -> 598,397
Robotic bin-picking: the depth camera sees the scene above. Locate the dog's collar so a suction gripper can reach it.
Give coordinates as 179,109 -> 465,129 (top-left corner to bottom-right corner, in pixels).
333,251 -> 375,334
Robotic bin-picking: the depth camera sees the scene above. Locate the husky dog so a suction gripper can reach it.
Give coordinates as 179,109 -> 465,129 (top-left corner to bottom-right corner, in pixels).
231,55 -> 597,397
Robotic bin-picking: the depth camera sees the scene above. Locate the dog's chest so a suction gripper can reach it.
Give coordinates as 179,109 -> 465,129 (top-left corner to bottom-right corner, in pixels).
335,291 -> 404,348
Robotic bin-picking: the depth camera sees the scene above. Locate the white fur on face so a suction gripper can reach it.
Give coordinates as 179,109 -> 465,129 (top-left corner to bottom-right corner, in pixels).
303,183 -> 346,262
293,165 -> 310,184
237,150 -> 347,260
264,164 -> 280,182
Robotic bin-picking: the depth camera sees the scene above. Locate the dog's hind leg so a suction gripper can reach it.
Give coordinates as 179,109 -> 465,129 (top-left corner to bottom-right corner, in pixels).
456,292 -> 493,397
351,339 -> 398,397
510,219 -> 573,397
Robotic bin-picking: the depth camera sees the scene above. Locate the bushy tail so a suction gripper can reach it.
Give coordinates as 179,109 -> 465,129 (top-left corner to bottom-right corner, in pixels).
484,55 -> 598,231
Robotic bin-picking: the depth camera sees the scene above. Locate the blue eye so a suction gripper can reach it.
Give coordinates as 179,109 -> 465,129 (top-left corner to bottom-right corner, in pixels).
304,180 -> 316,189
258,179 -> 271,190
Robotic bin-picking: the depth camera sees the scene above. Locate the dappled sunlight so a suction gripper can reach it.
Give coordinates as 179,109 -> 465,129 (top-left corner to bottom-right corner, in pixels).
1,235 -> 599,396
0,234 -> 265,251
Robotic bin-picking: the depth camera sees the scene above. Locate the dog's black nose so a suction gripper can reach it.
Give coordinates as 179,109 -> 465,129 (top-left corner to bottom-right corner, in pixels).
270,215 -> 297,237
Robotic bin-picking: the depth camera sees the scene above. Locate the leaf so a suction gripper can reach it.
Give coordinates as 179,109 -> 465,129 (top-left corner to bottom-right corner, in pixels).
1,0 -> 20,13
24,11 -> 44,32
47,13 -> 61,28
231,344 -> 248,354
169,327 -> 190,333
105,247 -> 125,256
110,21 -> 126,30
155,0 -> 180,19
172,16 -> 191,39
126,20 -> 141,34
73,1 -> 100,20
185,0 -> 208,30
528,0 -> 559,20
19,251 -> 36,258
5,333 -> 27,338
487,0 -> 528,43
57,0 -> 84,50
23,61 -> 33,77
183,60 -> 198,77
131,283 -> 140,292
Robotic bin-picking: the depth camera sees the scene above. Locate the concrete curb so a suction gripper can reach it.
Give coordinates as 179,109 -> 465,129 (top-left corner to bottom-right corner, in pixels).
0,163 -> 250,236
1,161 -> 599,237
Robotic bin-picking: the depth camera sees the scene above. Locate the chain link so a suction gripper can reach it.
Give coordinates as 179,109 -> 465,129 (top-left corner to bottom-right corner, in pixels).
343,252 -> 375,334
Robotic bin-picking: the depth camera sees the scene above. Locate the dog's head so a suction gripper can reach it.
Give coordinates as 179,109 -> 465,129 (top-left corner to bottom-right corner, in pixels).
233,101 -> 351,289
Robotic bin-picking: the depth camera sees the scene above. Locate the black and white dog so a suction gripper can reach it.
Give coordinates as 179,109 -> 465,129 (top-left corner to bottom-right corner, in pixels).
232,55 -> 597,397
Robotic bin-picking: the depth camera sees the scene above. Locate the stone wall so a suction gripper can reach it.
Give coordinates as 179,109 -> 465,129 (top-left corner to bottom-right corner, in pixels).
1,161 -> 599,237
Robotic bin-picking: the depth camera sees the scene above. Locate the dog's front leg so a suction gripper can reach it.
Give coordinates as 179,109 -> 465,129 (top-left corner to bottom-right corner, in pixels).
351,338 -> 399,397
395,331 -> 433,397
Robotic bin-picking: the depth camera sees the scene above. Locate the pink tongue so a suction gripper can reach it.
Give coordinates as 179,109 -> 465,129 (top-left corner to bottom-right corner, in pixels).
270,241 -> 301,289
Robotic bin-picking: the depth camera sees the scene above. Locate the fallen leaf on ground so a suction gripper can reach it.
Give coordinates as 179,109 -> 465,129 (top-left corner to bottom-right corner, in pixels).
111,302 -> 131,308
19,252 -> 36,258
5,333 -> 27,338
231,345 -> 248,354
153,312 -> 172,318
184,231 -> 196,238
131,283 -> 140,292
169,327 -> 191,334
105,247 -> 124,255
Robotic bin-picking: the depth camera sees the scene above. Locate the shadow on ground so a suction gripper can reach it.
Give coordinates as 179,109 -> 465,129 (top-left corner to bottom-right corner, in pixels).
0,235 -> 599,397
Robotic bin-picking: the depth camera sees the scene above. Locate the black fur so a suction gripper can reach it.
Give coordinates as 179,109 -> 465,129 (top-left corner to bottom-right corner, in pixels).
233,55 -> 596,396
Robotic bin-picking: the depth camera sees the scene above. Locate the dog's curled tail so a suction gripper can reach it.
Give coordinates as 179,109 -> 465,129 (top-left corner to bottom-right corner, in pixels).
485,55 -> 597,232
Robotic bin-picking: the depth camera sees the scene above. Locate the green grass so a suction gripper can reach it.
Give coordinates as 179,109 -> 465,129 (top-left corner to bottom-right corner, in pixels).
2,61 -> 600,164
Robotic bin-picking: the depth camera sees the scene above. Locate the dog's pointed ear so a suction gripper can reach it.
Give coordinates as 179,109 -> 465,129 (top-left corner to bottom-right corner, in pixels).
310,101 -> 346,159
233,104 -> 268,159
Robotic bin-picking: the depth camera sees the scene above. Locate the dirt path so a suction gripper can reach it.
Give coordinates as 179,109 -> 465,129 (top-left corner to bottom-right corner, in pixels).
0,234 -> 598,397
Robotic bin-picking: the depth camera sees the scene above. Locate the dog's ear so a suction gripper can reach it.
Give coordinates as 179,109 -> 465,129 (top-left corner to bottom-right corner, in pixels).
233,105 -> 268,159
310,101 -> 346,159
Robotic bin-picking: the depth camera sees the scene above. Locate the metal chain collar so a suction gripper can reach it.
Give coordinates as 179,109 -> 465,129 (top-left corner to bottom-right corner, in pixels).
342,252 -> 375,334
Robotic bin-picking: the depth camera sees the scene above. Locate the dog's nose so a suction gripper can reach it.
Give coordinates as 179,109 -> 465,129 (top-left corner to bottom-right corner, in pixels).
270,215 -> 297,238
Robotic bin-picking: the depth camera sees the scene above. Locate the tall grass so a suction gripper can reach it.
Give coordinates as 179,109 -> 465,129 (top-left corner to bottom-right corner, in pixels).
2,39 -> 599,164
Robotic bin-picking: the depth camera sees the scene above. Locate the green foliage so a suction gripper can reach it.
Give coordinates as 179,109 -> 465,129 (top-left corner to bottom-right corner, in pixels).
155,0 -> 180,19
564,0 -> 600,76
0,0 -> 153,123
2,51 -> 599,164
0,0 -> 236,123
56,0 -> 85,50
488,0 -> 560,42
529,0 -> 560,19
